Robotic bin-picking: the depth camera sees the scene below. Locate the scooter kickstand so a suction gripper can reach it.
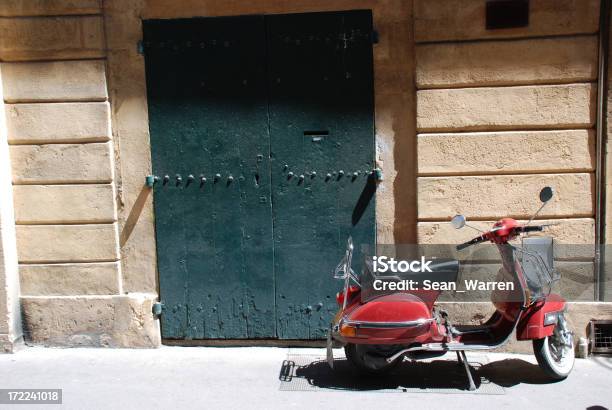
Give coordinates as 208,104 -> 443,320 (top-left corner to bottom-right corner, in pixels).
458,351 -> 476,391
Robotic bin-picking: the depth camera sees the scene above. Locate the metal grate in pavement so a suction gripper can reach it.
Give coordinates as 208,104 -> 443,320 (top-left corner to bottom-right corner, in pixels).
279,353 -> 505,395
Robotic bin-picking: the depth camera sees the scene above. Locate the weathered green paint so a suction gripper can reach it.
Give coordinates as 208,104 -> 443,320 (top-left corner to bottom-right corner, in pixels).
144,17 -> 276,339
268,11 -> 375,339
144,11 -> 374,340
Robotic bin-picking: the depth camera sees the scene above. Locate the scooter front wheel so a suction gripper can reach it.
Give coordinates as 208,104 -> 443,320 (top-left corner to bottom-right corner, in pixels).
344,343 -> 402,374
533,314 -> 575,380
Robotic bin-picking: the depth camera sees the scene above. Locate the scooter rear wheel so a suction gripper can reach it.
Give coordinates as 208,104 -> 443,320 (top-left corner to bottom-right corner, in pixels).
532,314 -> 575,380
344,343 -> 402,374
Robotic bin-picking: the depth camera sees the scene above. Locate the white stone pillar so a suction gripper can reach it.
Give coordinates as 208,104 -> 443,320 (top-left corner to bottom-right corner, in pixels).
0,65 -> 22,353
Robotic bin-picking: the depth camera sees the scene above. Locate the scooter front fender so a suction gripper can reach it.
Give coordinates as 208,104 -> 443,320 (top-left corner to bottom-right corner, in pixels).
516,293 -> 566,340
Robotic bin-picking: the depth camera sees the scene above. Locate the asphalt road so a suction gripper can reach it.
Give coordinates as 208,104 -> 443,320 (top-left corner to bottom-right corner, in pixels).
0,346 -> 610,410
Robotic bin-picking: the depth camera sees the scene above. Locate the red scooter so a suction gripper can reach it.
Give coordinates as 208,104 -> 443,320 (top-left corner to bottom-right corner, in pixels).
327,187 -> 574,390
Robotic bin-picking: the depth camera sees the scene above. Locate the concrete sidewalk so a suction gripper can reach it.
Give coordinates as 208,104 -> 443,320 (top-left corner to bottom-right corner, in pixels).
0,346 -> 610,410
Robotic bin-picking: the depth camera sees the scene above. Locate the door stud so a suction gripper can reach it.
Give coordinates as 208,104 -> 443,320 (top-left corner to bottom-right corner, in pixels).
145,175 -> 156,187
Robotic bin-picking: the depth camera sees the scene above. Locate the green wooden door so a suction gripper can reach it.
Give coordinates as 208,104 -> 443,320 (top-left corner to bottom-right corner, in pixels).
267,11 -> 375,338
144,16 -> 276,339
144,11 -> 374,340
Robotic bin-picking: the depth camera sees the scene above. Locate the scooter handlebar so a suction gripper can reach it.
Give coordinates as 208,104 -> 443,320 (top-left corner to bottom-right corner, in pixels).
456,225 -> 544,251
456,235 -> 487,251
517,225 -> 544,233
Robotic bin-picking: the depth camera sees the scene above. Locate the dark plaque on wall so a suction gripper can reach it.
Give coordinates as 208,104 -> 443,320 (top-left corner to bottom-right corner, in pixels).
486,0 -> 529,30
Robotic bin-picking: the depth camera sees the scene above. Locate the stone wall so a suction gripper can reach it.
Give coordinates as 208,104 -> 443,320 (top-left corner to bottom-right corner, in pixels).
0,64 -> 22,353
0,0 -> 418,347
0,0 -> 609,349
0,1 -> 159,347
415,0 -> 598,276
414,0 -> 609,345
415,0 -> 599,224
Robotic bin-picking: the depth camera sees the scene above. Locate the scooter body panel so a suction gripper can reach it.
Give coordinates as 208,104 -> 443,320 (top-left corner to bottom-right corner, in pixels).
516,293 -> 566,340
332,292 -> 446,345
349,293 -> 430,322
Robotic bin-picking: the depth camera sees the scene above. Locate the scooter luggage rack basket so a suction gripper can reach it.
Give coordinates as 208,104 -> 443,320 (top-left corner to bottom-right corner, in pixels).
333,237 -> 362,310
512,244 -> 559,302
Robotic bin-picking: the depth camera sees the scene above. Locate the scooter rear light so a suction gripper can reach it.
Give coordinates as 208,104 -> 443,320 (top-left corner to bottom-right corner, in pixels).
336,286 -> 360,306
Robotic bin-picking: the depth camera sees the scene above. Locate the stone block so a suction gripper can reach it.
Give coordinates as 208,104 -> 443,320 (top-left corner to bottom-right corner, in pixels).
418,218 -> 595,244
416,36 -> 597,88
418,218 -> 595,261
0,16 -> 105,61
1,60 -> 107,102
414,0 -> 599,42
417,84 -> 596,132
418,130 -> 594,175
20,293 -> 161,347
19,262 -> 120,296
417,173 -> 594,219
0,0 -> 101,16
6,102 -> 111,144
10,142 -> 113,184
16,224 -> 119,263
13,184 -> 116,224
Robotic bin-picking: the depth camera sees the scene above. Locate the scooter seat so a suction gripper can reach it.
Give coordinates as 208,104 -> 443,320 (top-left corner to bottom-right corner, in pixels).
427,259 -> 460,283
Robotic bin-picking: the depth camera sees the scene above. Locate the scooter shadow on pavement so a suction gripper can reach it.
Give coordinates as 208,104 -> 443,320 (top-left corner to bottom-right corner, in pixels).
477,359 -> 559,387
283,357 -> 561,391
287,358 -> 484,391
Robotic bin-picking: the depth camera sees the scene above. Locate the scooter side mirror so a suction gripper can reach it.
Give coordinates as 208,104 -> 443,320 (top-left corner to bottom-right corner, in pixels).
539,186 -> 554,203
451,215 -> 466,229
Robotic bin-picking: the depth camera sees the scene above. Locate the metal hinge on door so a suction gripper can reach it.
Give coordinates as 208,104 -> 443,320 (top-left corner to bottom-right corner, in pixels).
137,40 -> 145,55
152,302 -> 164,317
371,30 -> 379,44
